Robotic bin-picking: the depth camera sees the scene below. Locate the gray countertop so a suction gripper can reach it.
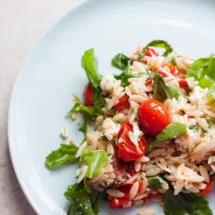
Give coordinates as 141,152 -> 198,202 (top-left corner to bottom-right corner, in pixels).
0,1 -> 74,214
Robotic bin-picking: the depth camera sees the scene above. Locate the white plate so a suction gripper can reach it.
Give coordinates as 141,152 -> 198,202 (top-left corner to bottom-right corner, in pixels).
8,0 -> 215,214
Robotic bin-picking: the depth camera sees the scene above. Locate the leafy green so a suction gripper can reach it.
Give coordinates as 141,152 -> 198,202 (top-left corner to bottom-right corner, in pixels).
68,103 -> 98,120
80,148 -> 109,179
147,122 -> 187,152
84,179 -> 92,194
112,53 -> 130,70
114,61 -> 143,87
164,190 -> 212,215
79,113 -> 90,138
65,182 -> 98,215
114,61 -> 132,87
139,40 -> 173,58
187,58 -> 209,80
81,49 -> 104,114
81,49 -> 101,90
187,54 -> 215,98
153,73 -> 187,102
45,144 -> 78,169
148,176 -> 167,190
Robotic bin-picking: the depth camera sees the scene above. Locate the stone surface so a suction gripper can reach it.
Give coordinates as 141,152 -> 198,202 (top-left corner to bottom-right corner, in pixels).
0,1 -> 75,214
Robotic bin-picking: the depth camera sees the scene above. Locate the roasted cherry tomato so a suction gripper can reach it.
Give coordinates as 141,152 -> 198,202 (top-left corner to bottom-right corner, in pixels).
138,99 -> 171,136
109,180 -> 143,208
118,137 -> 147,162
115,94 -> 130,112
145,47 -> 159,57
84,83 -> 94,106
117,121 -> 147,162
200,180 -> 214,196
117,121 -> 133,138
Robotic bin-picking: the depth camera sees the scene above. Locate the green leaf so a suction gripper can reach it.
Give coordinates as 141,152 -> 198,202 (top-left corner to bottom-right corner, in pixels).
81,49 -> 101,91
164,190 -> 212,215
68,103 -> 98,120
65,182 -> 98,215
114,61 -> 132,87
187,55 -> 215,98
147,40 -> 173,57
45,144 -> 78,169
147,122 -> 187,152
84,179 -> 92,194
153,74 -> 187,102
206,54 -> 215,80
139,40 -> 173,58
93,90 -> 105,115
114,61 -> 143,87
187,57 -> 209,80
80,148 -> 109,179
112,53 -> 130,70
79,113 -> 90,138
148,176 -> 167,190
81,49 -> 104,114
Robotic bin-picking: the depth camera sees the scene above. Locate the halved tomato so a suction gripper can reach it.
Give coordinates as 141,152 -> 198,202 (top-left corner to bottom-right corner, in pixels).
115,94 -> 130,112
84,83 -> 94,106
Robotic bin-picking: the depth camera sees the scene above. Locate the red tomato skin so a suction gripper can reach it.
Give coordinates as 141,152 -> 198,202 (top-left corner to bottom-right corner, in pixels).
158,70 -> 168,78
138,99 -> 171,136
115,94 -> 130,112
84,83 -> 94,106
145,79 -> 153,86
118,136 -> 147,162
178,79 -> 190,93
200,180 -> 214,196
145,47 -> 159,57
117,121 -> 133,138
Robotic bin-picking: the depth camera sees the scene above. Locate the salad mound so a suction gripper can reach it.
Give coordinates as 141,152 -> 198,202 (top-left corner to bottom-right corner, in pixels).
45,40 -> 215,215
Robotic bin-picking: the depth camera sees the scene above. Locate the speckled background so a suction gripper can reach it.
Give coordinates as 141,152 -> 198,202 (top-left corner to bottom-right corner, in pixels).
0,1 -> 75,214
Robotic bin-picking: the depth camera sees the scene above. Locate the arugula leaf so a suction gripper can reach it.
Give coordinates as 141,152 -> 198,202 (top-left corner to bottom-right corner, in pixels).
187,54 -> 215,98
112,53 -> 130,70
84,179 -> 92,194
187,58 -> 209,80
68,103 -> 98,120
80,148 -> 109,179
148,176 -> 167,190
92,90 -> 105,115
164,190 -> 212,215
147,40 -> 173,57
139,40 -> 173,58
153,74 -> 187,102
81,49 -> 101,90
114,61 -> 132,87
65,182 -> 98,215
147,122 -> 187,152
206,54 -> 215,79
79,113 -> 90,138
45,144 -> 78,169
81,49 -> 104,114
114,61 -> 143,87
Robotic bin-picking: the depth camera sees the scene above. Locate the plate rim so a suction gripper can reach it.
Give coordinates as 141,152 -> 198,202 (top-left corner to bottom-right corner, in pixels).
7,1 -> 89,214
